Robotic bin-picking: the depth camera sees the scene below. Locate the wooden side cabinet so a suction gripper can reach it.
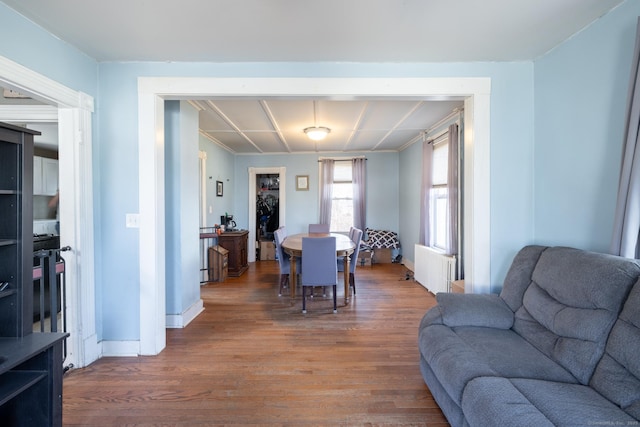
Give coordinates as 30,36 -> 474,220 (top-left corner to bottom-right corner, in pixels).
208,245 -> 228,282
217,230 -> 249,277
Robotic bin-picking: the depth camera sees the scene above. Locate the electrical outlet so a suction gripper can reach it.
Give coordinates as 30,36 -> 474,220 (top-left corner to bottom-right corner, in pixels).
126,213 -> 140,228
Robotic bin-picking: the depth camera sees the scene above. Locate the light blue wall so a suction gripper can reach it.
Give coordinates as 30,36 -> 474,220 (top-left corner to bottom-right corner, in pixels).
533,1 -> 637,254
165,101 -> 200,316
233,152 -> 399,236
199,137 -> 235,228
0,3 -> 97,95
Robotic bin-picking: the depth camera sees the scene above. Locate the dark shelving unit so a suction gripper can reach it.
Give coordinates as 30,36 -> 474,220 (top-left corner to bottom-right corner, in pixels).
0,122 -> 67,427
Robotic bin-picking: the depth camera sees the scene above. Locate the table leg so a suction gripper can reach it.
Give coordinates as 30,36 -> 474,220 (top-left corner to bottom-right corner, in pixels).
344,255 -> 350,303
290,255 -> 297,300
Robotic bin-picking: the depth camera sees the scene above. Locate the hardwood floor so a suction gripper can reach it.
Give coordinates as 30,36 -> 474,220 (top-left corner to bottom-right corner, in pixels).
63,261 -> 448,426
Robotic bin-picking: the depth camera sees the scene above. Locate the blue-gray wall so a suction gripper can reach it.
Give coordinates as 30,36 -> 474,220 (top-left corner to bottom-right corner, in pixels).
231,151 -> 399,235
165,101 -> 200,316
533,2 -> 636,254
0,0 -> 637,342
199,136 -> 235,228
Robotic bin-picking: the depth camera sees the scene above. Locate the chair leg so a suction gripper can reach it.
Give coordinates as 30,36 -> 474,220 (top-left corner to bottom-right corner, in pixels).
279,274 -> 289,296
332,285 -> 337,313
302,286 -> 307,314
349,274 -> 356,295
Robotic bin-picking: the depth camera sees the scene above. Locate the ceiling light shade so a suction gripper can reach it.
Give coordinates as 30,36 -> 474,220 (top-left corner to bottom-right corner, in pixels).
304,126 -> 331,141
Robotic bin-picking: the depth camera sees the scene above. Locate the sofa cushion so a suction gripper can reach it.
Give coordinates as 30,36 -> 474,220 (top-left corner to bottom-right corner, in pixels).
463,377 -> 637,427
418,324 -> 576,405
462,377 -> 555,427
512,246 -> 640,384
590,279 -> 640,420
500,245 -> 547,312
435,293 -> 514,329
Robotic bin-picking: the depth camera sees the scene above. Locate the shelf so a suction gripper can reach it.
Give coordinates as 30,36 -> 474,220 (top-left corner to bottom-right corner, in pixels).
0,190 -> 17,195
0,289 -> 16,300
0,370 -> 47,406
0,239 -> 17,247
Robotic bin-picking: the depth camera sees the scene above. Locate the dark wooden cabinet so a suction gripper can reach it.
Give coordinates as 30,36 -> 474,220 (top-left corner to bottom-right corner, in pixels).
217,230 -> 249,277
0,122 -> 67,427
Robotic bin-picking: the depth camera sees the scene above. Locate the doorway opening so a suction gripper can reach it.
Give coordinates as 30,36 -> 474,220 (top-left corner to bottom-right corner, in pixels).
138,77 -> 490,356
248,167 -> 286,263
256,173 -> 281,261
0,55 -> 97,368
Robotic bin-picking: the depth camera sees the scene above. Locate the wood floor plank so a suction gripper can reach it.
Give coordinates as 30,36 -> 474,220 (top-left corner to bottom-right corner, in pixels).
63,261 -> 448,426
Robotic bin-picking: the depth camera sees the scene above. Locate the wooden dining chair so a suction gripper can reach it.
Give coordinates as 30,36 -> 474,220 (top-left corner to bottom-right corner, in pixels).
338,227 -> 363,295
301,236 -> 338,313
308,223 -> 330,233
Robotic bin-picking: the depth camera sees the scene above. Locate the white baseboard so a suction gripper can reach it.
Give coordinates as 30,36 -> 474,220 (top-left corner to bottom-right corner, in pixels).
101,340 -> 140,357
166,299 -> 204,329
80,333 -> 101,367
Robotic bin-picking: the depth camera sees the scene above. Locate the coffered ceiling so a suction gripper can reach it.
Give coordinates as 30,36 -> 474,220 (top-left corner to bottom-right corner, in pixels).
193,98 -> 463,154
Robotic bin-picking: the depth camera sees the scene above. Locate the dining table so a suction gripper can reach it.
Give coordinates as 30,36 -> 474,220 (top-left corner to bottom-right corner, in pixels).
281,232 -> 356,304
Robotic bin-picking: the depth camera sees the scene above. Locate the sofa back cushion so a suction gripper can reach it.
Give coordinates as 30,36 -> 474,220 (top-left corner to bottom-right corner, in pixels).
590,279 -> 640,419
500,245 -> 547,312
511,247 -> 640,384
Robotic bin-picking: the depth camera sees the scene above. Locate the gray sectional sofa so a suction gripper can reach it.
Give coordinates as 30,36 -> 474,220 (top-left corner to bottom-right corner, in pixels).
418,245 -> 640,426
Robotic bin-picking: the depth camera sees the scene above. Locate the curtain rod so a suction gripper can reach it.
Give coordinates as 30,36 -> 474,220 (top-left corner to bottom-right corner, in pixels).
317,156 -> 367,162
426,108 -> 463,136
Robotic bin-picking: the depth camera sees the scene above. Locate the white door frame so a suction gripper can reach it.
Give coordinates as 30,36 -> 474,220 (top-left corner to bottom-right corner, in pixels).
249,167 -> 286,262
0,55 -> 98,368
138,77 -> 491,355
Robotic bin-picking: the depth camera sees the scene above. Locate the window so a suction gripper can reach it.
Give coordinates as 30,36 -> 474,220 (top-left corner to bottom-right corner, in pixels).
330,161 -> 353,232
430,136 -> 450,251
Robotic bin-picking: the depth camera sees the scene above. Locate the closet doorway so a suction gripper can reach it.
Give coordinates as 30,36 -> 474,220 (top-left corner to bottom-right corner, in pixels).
248,167 -> 286,262
256,173 -> 280,241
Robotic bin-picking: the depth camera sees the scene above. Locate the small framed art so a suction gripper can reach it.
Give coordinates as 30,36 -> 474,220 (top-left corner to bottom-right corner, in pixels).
216,181 -> 223,197
296,175 -> 309,191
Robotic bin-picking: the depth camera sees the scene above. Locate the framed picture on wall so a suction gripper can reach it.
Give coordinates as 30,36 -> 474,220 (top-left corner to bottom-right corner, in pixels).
296,175 -> 309,191
216,181 -> 223,197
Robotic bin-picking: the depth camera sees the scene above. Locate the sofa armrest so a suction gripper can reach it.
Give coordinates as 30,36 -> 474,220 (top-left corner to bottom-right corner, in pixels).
433,293 -> 514,329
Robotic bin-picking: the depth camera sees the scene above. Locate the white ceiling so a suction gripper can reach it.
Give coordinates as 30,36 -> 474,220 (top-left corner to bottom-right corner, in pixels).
193,98 -> 463,153
0,0 -> 624,153
1,0 -> 623,62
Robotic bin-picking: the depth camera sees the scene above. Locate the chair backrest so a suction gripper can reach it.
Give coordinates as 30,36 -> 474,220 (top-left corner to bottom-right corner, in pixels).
308,223 -> 330,233
349,228 -> 363,273
301,236 -> 337,286
273,227 -> 290,273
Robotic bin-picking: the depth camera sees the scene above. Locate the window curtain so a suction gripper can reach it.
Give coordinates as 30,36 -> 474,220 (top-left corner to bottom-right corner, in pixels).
352,158 -> 366,231
611,17 -> 640,259
445,124 -> 459,255
419,138 -> 433,245
318,159 -> 334,226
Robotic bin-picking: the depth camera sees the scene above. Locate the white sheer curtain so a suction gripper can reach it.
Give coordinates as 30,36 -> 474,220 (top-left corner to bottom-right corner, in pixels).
352,158 -> 366,231
419,138 -> 433,245
318,159 -> 334,226
611,17 -> 640,259
446,124 -> 459,255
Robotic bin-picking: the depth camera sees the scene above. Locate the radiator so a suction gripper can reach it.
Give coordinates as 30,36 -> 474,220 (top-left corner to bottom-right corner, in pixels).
414,244 -> 456,294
